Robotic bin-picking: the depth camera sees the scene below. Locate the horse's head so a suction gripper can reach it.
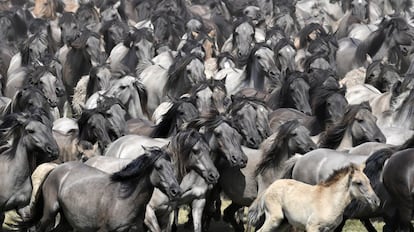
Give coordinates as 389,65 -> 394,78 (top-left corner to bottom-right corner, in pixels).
59,12 -> 78,45
351,0 -> 368,22
209,118 -> 248,168
253,45 -> 280,81
171,130 -> 219,184
145,146 -> 182,200
233,18 -> 255,60
78,110 -> 112,152
70,30 -> 105,67
274,39 -> 296,74
87,65 -> 111,98
284,74 -> 312,115
349,164 -> 380,209
350,103 -> 386,145
280,120 -> 317,155
23,116 -> 59,162
325,92 -> 348,125
97,96 -> 128,140
33,0 -> 58,19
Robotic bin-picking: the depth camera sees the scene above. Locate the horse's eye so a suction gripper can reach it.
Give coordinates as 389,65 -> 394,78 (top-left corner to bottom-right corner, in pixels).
354,181 -> 363,186
27,129 -> 35,134
357,119 -> 364,123
119,85 -> 127,90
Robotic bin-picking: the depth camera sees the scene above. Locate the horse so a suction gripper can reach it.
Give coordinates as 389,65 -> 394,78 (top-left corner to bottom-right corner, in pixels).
217,120 -> 316,231
32,0 -> 63,20
318,102 -> 385,150
22,146 -> 182,231
226,95 -> 271,149
221,17 -> 256,64
62,29 -> 105,113
85,73 -> 149,120
87,129 -> 220,232
72,64 -> 112,116
0,112 -> 59,226
75,2 -> 100,32
58,12 -> 78,45
365,60 -> 402,93
248,163 -> 380,232
373,148 -> 414,231
269,85 -> 348,137
151,9 -> 185,50
141,52 -> 206,116
109,27 -> 155,74
189,78 -> 228,115
217,43 -> 280,95
336,16 -> 413,77
274,71 -> 312,115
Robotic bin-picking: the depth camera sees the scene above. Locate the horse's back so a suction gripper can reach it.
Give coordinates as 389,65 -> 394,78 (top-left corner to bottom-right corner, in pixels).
105,135 -> 169,158
292,149 -> 365,184
85,156 -> 132,174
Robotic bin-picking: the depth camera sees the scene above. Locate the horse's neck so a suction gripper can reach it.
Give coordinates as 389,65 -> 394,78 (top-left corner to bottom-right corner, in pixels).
121,176 -> 154,217
336,127 -> 353,151
127,92 -> 145,119
321,173 -> 353,211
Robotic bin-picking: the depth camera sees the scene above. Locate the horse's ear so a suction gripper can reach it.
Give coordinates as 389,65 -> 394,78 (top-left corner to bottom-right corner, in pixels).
141,145 -> 149,153
113,1 -> 121,9
360,101 -> 370,109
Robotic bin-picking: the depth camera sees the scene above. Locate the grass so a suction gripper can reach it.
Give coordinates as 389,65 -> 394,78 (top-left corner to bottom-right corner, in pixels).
176,199 -> 384,231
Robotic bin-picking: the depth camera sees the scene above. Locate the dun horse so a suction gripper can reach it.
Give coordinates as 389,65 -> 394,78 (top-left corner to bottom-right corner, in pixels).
248,164 -> 380,232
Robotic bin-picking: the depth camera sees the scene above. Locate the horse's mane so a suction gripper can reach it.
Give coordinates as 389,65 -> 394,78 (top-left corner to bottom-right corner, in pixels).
86,65 -> 109,98
296,23 -> 327,49
344,148 -> 394,215
20,31 -> 50,65
187,109 -> 233,132
110,147 -> 170,198
272,37 -> 294,54
255,120 -> 300,176
311,85 -> 346,119
164,53 -> 204,97
395,87 -> 414,122
96,95 -> 127,114
319,102 -> 371,149
123,27 -> 154,48
10,86 -> 49,114
320,163 -> 358,187
227,95 -> 267,115
216,51 -> 235,67
150,97 -> 198,138
70,29 -> 100,49
25,65 -> 55,86
169,129 -> 206,179
355,22 -> 386,64
279,72 -> 309,107
266,26 -> 286,41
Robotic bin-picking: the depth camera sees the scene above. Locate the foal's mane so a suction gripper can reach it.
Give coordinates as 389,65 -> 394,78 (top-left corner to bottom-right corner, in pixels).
255,120 -> 300,176
320,163 -> 358,187
319,103 -> 371,149
110,147 -> 170,198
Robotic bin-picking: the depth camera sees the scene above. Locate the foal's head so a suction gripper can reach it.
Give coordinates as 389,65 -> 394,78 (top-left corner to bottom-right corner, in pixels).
348,164 -> 380,209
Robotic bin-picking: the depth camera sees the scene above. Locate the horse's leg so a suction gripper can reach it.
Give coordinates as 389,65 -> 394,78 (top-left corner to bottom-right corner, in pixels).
50,214 -> 72,232
397,206 -> 413,232
256,210 -> 284,232
201,185 -> 221,231
360,218 -> 377,232
143,205 -> 162,232
192,199 -> 206,232
223,203 -> 244,232
333,217 -> 347,232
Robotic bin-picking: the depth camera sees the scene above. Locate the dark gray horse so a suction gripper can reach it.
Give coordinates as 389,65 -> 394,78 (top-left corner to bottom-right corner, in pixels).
0,113 -> 58,226
24,146 -> 182,231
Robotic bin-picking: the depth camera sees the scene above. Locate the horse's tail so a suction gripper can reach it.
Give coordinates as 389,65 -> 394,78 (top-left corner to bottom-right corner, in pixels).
248,191 -> 266,227
11,163 -> 58,230
280,154 -> 302,179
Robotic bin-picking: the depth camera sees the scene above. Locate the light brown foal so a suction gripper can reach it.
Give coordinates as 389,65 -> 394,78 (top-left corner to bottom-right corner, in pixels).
248,163 -> 380,232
